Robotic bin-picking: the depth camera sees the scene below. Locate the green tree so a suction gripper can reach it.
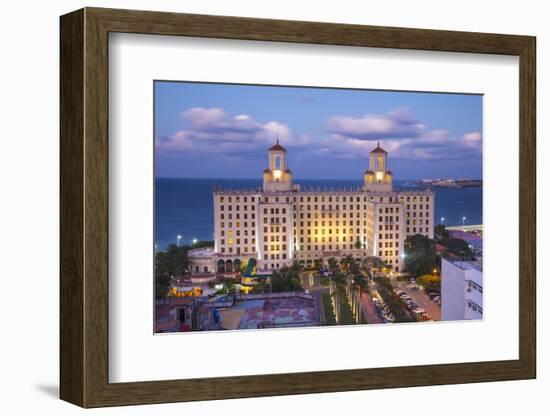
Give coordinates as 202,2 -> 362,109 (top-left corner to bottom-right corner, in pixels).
314,258 -> 322,271
252,279 -> 268,293
373,276 -> 414,323
322,292 -> 337,325
290,260 -> 303,274
192,240 -> 215,249
155,273 -> 171,299
154,244 -> 188,298
339,255 -> 359,275
350,271 -> 368,304
417,274 -> 441,292
327,257 -> 339,274
404,234 -> 437,277
363,256 -> 384,278
434,224 -> 450,240
270,266 -> 304,292
444,238 -> 473,258
354,238 -> 362,249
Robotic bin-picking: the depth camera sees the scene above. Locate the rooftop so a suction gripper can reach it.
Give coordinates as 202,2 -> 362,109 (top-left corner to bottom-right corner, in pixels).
188,247 -> 215,258
370,142 -> 387,154
268,139 -> 287,152
213,187 -> 433,196
444,258 -> 483,274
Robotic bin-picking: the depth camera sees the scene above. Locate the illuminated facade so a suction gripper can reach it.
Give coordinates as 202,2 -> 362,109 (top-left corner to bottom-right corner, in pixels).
212,141 -> 434,274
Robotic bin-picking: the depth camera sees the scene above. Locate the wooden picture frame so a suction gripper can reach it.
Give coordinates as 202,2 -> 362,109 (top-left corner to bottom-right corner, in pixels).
60,7 -> 536,408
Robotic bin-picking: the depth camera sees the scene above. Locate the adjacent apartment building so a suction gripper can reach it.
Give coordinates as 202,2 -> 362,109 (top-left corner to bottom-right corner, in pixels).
211,141 -> 434,274
441,258 -> 483,320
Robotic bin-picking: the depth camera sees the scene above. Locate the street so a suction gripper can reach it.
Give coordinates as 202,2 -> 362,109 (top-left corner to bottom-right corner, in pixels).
300,271 -> 328,324
394,280 -> 441,321
359,291 -> 385,324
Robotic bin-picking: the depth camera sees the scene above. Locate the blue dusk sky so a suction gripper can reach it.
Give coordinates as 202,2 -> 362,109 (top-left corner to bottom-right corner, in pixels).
155,81 -> 482,180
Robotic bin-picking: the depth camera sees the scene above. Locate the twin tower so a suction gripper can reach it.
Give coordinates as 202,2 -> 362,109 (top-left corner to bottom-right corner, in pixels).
262,140 -> 393,193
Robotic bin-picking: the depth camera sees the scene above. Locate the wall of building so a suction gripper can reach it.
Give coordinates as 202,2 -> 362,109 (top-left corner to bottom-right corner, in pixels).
213,143 -> 434,273
442,258 -> 483,321
214,187 -> 433,272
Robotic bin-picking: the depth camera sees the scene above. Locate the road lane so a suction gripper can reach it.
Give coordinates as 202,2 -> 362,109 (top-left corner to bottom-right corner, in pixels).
360,291 -> 385,324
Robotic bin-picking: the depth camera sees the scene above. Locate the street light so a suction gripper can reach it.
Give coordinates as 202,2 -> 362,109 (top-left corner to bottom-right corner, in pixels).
441,216 -> 445,224
192,238 -> 197,245
176,234 -> 182,247
462,216 -> 466,226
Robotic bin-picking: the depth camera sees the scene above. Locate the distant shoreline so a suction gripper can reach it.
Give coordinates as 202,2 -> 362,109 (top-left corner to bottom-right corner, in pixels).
421,179 -> 482,188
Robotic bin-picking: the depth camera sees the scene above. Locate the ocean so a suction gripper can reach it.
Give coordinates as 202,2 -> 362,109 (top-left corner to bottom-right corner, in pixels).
155,178 -> 482,249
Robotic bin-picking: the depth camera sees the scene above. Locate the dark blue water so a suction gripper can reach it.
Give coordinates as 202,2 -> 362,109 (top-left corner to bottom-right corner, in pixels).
155,178 -> 482,249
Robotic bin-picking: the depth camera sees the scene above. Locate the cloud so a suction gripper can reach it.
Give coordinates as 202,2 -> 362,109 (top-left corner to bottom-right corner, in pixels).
155,131 -> 193,152
157,108 -> 308,157
181,108 -> 263,142
326,108 -> 426,140
157,106 -> 481,168
315,108 -> 481,163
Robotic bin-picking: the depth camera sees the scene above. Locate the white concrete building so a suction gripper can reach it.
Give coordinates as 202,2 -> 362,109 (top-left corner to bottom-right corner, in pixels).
188,247 -> 216,274
441,258 -> 483,320
211,141 -> 434,274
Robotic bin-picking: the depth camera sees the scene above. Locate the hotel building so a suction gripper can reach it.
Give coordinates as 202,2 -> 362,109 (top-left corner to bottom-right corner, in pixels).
210,141 -> 434,274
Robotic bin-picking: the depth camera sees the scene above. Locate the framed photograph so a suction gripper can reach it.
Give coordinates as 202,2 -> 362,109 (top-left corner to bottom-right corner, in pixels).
60,7 -> 536,408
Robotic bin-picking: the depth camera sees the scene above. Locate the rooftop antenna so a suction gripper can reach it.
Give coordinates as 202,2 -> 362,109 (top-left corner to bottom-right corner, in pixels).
276,133 -> 279,145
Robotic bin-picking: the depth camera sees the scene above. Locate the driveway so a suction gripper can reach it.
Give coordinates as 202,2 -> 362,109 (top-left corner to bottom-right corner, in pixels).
394,281 -> 441,321
301,271 -> 328,324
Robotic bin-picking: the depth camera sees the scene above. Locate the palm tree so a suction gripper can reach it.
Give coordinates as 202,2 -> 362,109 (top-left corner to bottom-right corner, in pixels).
364,256 -> 384,279
349,272 -> 368,322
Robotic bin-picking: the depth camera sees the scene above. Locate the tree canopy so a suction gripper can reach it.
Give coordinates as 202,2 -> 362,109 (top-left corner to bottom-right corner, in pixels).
434,225 -> 473,258
444,238 -> 473,258
404,234 -> 438,277
270,265 -> 304,292
417,273 -> 441,292
434,224 -> 450,240
154,241 -> 214,298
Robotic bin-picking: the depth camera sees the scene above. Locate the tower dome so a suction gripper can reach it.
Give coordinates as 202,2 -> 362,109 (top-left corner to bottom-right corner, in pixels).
263,139 -> 293,192
363,141 -> 393,192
